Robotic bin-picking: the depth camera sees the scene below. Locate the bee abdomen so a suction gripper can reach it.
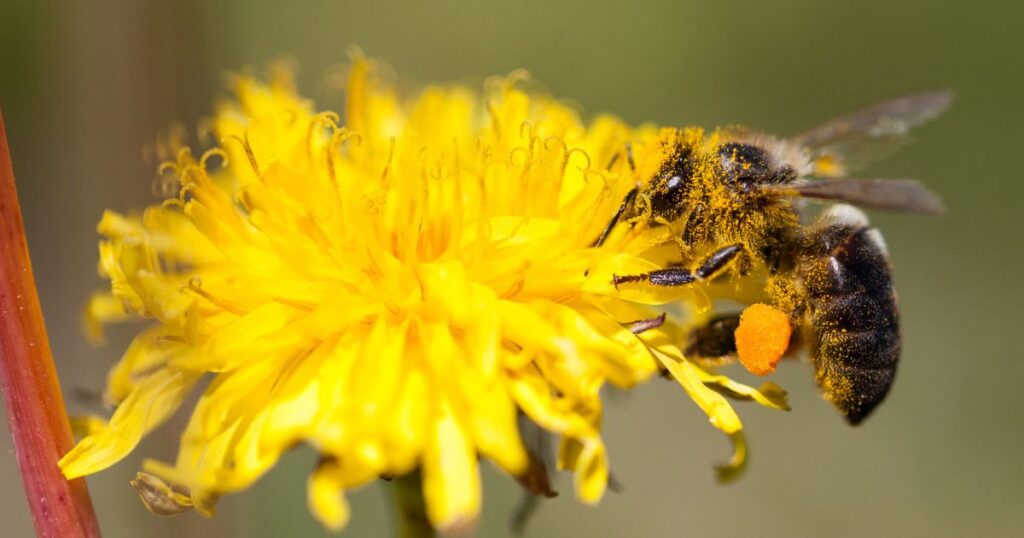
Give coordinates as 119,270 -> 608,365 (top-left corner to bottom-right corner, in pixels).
798,206 -> 900,425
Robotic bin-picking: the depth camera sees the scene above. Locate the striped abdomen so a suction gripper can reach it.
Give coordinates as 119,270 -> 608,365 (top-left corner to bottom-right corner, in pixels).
797,206 -> 900,425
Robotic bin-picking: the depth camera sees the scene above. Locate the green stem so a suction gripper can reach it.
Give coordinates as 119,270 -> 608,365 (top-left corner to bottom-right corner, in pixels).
0,106 -> 100,536
390,472 -> 435,538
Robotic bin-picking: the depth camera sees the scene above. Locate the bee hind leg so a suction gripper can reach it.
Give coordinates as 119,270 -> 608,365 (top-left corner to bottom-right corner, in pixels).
685,314 -> 741,359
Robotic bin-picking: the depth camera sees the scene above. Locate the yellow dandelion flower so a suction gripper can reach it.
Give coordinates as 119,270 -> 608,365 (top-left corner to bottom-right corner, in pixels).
59,58 -> 786,532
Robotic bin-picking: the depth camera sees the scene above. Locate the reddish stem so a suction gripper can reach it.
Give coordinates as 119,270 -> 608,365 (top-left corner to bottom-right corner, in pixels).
0,107 -> 101,536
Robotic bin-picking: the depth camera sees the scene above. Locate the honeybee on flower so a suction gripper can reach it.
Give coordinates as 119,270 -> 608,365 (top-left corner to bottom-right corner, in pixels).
60,57 -> 810,534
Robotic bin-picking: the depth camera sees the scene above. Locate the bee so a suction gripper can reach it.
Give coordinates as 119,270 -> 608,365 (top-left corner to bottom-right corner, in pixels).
599,90 -> 950,424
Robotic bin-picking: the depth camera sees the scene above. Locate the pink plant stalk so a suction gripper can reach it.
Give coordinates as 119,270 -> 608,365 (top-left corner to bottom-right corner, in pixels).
0,107 -> 101,537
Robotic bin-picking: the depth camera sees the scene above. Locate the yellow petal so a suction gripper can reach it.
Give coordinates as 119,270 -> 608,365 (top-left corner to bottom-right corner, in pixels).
106,325 -> 185,403
189,302 -> 301,371
558,436 -> 608,504
68,415 -> 107,438
507,376 -> 596,440
654,349 -> 741,434
652,348 -> 748,481
697,372 -> 791,411
60,368 -> 199,478
82,292 -> 129,343
715,431 -> 748,483
307,461 -> 351,532
462,374 -> 527,476
421,399 -> 480,531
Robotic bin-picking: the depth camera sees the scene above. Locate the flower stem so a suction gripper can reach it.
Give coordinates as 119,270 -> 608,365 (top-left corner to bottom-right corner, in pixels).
0,106 -> 101,537
390,472 -> 435,538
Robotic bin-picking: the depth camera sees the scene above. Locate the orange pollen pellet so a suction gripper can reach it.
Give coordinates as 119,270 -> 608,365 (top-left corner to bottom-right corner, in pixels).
734,303 -> 792,376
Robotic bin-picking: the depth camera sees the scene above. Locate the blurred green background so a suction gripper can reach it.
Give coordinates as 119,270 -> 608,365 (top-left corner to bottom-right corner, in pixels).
1,1 -> 1021,536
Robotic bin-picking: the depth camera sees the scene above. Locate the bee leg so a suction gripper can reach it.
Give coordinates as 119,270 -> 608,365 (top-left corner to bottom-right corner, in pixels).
606,142 -> 635,171
624,312 -> 667,334
695,243 -> 745,279
613,267 -> 694,288
684,314 -> 741,359
612,243 -> 744,288
592,186 -> 638,247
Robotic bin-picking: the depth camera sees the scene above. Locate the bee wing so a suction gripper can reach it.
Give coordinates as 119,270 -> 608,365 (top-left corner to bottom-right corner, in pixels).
768,178 -> 945,215
791,89 -> 953,177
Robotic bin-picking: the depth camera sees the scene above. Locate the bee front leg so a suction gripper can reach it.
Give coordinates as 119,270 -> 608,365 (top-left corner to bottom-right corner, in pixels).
592,186 -> 639,248
612,243 -> 744,288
